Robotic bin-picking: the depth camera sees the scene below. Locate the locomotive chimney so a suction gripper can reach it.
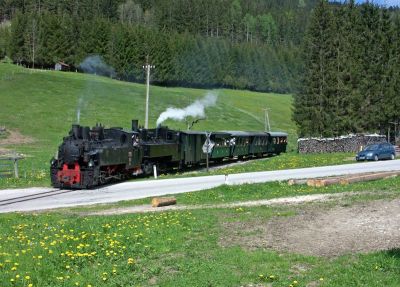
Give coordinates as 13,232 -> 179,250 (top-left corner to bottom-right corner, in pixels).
72,124 -> 82,139
132,119 -> 138,132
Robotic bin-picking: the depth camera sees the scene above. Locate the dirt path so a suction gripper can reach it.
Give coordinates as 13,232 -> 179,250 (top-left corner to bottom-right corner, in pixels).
86,192 -> 353,216
0,129 -> 35,155
87,192 -> 400,257
220,197 -> 400,257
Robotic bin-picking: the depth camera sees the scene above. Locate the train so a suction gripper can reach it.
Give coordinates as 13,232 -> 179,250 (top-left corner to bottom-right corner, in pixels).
50,120 -> 288,188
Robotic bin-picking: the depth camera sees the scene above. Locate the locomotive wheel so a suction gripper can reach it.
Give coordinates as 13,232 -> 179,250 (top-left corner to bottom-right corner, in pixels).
142,161 -> 153,175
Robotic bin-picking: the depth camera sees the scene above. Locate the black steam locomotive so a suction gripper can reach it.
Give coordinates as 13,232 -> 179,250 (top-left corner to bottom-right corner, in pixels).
50,120 -> 288,188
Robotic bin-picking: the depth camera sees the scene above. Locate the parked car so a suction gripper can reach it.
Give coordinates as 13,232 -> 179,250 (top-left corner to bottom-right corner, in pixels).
356,143 -> 396,161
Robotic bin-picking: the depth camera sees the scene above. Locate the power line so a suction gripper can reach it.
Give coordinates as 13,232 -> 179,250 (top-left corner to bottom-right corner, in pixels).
263,108 -> 271,132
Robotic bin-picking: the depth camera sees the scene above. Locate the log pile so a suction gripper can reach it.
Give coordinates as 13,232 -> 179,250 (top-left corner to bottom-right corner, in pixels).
340,171 -> 400,185
288,171 -> 400,187
298,134 -> 386,154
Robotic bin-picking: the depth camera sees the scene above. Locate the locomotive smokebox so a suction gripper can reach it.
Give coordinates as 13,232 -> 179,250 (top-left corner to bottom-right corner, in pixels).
72,124 -> 82,139
132,120 -> 138,132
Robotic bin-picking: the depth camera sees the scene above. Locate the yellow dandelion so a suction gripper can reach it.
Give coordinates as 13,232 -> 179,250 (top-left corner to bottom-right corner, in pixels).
25,276 -> 31,280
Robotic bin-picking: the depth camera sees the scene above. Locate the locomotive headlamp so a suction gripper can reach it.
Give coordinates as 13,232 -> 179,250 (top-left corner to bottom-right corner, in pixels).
88,160 -> 94,167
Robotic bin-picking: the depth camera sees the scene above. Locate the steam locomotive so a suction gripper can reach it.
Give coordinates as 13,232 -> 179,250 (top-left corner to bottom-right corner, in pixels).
50,120 -> 288,188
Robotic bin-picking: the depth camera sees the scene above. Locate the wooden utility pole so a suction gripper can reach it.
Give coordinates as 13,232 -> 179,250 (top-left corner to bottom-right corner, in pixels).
389,121 -> 398,145
143,55 -> 155,129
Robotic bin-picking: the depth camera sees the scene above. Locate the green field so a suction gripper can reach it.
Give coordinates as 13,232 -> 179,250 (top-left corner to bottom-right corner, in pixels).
0,63 -> 299,188
1,177 -> 399,287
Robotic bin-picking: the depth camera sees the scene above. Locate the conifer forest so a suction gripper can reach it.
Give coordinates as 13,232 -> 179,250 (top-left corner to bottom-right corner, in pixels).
0,0 -> 399,137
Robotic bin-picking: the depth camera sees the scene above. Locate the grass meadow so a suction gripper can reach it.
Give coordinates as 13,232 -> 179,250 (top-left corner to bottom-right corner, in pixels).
0,63 -> 355,188
1,177 -> 400,287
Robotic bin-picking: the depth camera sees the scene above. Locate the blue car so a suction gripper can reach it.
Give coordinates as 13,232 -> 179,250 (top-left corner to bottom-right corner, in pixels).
356,143 -> 396,161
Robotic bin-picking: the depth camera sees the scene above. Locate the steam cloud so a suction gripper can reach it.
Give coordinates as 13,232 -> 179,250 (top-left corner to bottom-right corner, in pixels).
75,55 -> 115,123
79,55 -> 115,78
156,92 -> 218,126
76,98 -> 83,124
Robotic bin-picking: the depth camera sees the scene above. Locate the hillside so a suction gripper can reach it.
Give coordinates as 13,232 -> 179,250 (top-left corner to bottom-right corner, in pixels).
0,63 -> 295,184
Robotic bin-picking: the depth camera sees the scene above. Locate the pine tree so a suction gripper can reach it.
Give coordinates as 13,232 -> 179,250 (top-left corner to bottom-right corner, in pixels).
357,3 -> 382,132
9,11 -> 27,64
384,13 -> 400,139
293,0 -> 335,137
0,22 -> 11,59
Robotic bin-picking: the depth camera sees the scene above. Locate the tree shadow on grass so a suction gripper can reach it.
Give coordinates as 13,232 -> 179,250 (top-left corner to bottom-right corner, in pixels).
385,248 -> 400,259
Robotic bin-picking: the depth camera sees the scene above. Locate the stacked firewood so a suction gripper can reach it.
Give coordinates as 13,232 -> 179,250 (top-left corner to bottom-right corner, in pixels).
298,134 -> 386,153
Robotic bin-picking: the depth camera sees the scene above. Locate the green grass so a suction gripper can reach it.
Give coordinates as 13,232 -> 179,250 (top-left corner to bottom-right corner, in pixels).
69,173 -> 400,213
1,195 -> 400,287
160,152 -> 354,178
0,129 -> 9,140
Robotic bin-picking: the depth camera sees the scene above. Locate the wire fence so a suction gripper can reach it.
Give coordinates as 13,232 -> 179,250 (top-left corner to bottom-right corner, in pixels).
0,155 -> 24,178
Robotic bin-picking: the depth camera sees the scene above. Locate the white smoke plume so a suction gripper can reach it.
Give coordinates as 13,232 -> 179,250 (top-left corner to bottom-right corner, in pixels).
77,108 -> 81,124
79,55 -> 115,78
76,98 -> 83,124
156,92 -> 218,126
75,55 -> 115,123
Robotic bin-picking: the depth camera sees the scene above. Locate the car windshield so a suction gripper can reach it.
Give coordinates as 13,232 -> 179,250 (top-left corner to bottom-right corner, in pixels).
364,144 -> 379,151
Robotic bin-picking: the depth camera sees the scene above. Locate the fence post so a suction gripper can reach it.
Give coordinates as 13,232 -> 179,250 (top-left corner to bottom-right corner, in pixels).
13,158 -> 19,178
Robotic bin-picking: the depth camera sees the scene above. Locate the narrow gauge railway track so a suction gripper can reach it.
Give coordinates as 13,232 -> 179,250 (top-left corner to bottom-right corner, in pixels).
0,189 -> 71,207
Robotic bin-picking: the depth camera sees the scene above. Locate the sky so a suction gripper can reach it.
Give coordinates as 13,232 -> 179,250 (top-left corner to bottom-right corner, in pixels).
355,0 -> 399,6
333,0 -> 400,6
